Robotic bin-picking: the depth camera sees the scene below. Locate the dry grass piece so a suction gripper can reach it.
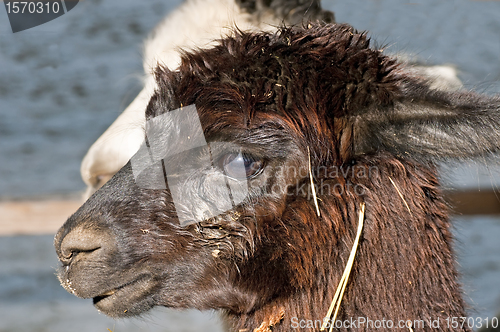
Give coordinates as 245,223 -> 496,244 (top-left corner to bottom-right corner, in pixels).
307,146 -> 321,217
320,202 -> 365,331
389,176 -> 412,216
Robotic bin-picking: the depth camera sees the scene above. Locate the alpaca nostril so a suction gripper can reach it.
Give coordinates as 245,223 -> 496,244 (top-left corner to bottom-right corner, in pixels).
59,249 -> 74,264
56,224 -> 111,265
60,246 -> 101,265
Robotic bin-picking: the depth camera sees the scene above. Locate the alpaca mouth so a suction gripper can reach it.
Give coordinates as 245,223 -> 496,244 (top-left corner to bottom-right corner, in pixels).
92,275 -> 153,316
92,289 -> 117,304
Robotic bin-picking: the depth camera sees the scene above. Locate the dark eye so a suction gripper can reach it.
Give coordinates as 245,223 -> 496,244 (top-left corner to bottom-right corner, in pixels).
218,152 -> 264,180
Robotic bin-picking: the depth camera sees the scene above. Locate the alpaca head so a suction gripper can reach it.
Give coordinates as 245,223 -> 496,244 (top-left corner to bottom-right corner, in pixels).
55,24 -> 498,330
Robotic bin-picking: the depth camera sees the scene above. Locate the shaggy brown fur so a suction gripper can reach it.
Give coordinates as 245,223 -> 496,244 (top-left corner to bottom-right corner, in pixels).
54,24 -> 500,331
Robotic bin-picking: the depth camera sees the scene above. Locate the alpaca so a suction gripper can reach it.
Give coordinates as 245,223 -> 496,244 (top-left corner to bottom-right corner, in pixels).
80,0 -> 334,199
55,24 -> 500,331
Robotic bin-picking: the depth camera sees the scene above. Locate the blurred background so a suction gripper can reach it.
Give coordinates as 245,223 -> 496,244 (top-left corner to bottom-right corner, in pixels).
0,0 -> 499,331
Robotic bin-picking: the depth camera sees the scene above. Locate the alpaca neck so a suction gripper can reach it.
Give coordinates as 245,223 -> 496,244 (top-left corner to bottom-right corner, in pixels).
227,158 -> 468,331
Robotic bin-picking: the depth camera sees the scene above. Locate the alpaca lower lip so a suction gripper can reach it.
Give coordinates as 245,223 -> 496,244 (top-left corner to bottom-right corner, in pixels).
92,275 -> 151,308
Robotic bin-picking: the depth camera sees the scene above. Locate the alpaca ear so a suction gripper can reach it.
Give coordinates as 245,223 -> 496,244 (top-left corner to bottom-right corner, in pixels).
353,86 -> 500,161
234,0 -> 335,24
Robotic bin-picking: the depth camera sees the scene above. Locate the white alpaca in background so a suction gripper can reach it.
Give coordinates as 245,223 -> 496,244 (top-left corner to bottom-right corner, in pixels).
80,0 -> 334,198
